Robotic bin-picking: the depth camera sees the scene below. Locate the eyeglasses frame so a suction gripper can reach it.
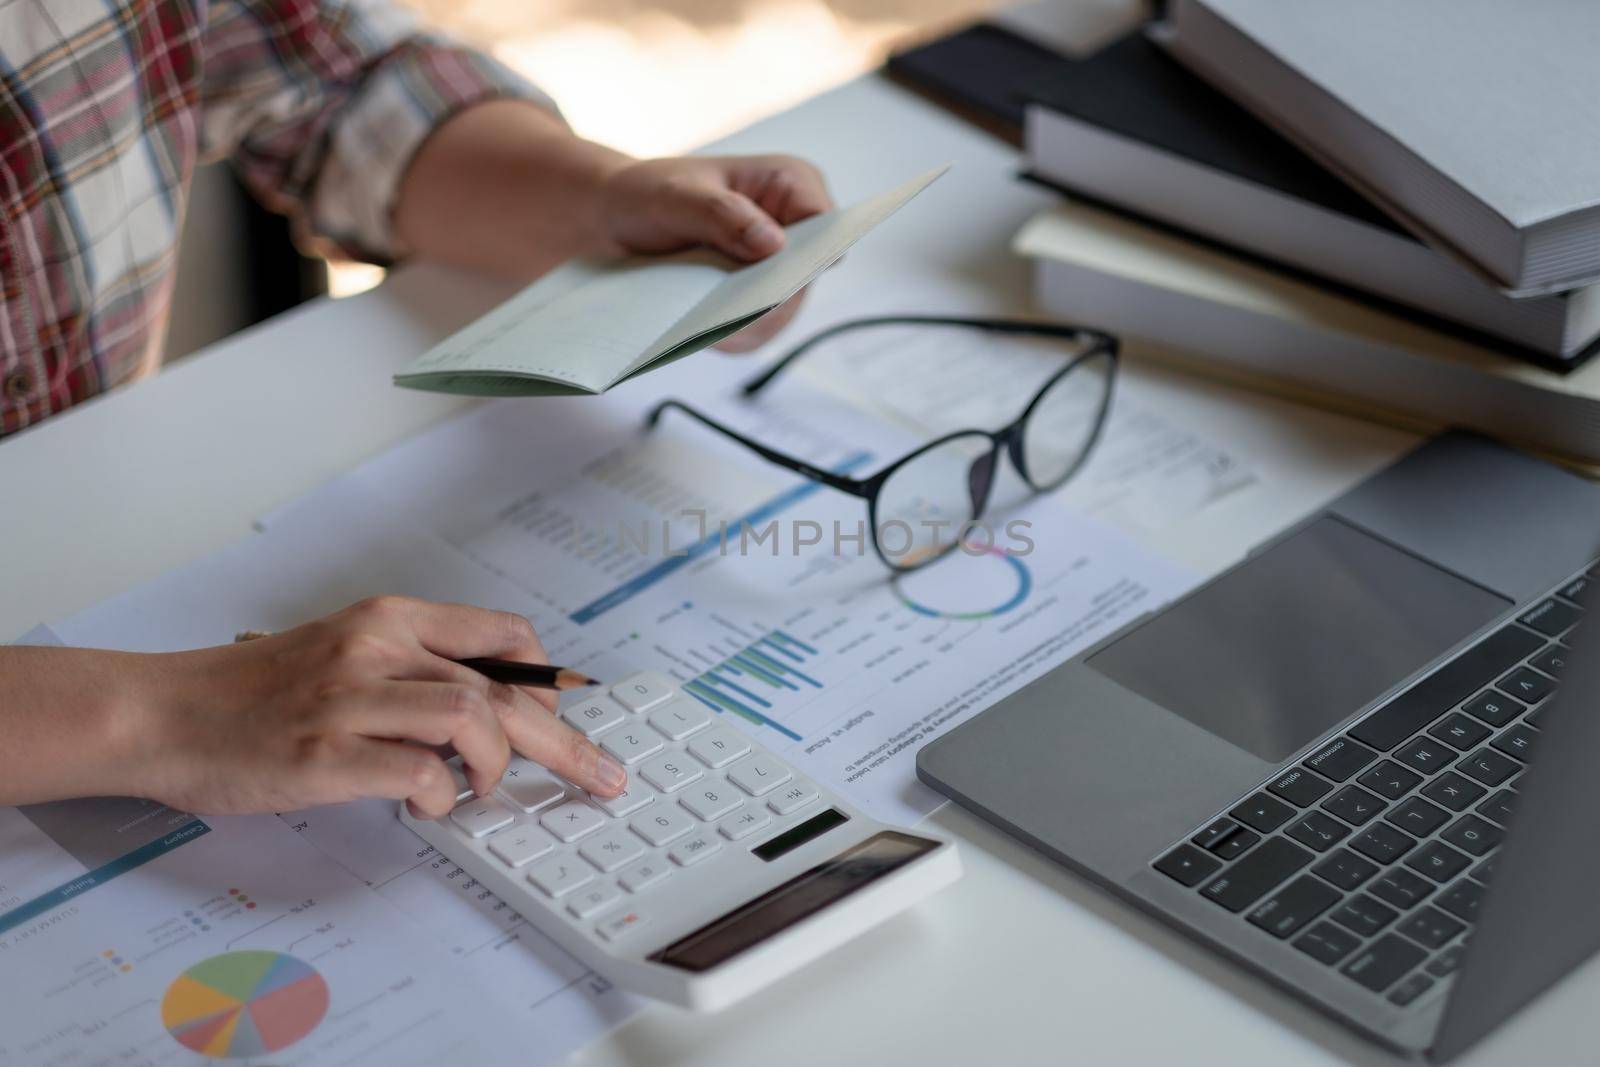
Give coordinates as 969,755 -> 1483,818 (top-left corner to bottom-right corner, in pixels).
644,314 -> 1120,571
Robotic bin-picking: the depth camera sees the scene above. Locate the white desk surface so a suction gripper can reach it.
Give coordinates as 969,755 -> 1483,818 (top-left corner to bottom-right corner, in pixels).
1,70 -> 1592,1067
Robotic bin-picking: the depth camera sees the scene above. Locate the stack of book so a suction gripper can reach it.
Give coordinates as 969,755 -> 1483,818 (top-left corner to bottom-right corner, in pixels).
1004,0 -> 1600,464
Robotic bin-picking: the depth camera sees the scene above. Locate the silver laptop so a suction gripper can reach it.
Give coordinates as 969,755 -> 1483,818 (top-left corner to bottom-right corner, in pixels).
918,432 -> 1600,1059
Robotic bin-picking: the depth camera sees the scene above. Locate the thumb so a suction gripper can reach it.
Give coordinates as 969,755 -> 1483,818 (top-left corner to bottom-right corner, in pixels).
678,185 -> 787,262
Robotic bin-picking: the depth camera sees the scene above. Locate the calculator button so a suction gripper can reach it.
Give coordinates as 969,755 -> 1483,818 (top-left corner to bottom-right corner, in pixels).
487,826 -> 556,868
719,807 -> 772,840
579,829 -> 646,872
618,859 -> 672,893
680,780 -> 742,821
669,833 -> 722,867
450,797 -> 516,838
540,800 -> 606,842
567,882 -> 623,919
527,856 -> 595,897
594,784 -> 655,818
562,697 -> 628,738
600,727 -> 665,765
769,781 -> 820,815
639,753 -> 704,793
688,727 -> 752,768
631,805 -> 695,846
728,754 -> 792,797
611,672 -> 675,712
497,759 -> 566,813
596,910 -> 648,942
648,698 -> 712,740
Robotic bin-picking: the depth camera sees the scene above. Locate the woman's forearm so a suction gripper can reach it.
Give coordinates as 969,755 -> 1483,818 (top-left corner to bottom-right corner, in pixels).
0,647 -> 159,805
393,98 -> 631,279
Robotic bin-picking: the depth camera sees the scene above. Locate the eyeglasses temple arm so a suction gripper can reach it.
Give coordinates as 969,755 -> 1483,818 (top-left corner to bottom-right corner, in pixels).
740,315 -> 1116,397
645,399 -> 872,497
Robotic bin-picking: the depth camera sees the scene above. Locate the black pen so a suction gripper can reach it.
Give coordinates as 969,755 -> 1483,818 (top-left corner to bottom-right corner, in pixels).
455,658 -> 599,691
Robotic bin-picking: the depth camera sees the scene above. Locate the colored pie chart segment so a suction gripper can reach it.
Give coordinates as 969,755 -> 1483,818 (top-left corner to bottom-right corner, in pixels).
162,950 -> 329,1058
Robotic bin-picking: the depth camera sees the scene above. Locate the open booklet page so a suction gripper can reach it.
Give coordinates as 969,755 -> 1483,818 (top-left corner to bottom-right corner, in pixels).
394,166 -> 948,397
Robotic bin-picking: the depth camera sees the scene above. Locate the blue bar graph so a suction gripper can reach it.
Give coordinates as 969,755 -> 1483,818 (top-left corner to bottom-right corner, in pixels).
686,629 -> 824,741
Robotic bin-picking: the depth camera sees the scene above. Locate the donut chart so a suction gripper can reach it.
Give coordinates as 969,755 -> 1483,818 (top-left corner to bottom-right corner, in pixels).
891,546 -> 1033,620
161,950 -> 329,1058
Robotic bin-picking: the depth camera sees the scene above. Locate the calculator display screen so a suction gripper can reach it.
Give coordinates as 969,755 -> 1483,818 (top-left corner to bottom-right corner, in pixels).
649,830 -> 938,973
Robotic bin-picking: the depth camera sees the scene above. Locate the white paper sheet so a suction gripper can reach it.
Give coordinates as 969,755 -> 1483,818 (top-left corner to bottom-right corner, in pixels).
240,374 -> 1196,824
0,798 -> 525,1065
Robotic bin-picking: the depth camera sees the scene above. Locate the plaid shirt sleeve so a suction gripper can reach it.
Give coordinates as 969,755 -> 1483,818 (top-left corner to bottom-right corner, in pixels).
196,0 -> 556,263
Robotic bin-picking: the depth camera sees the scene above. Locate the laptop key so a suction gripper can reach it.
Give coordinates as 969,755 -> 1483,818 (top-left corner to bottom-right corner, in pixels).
1200,838 -> 1313,912
1475,789 -> 1518,825
1285,811 -> 1350,852
1421,771 -> 1487,811
1436,878 -> 1485,923
1405,841 -> 1472,882
1384,796 -> 1450,837
1229,792 -> 1296,833
1350,625 -> 1542,752
1342,934 -> 1428,993
1426,944 -> 1466,978
1368,868 -> 1433,911
1387,971 -> 1435,1007
1312,848 -> 1378,891
1212,829 -> 1259,860
1519,598 -> 1582,637
1397,906 -> 1465,950
1440,814 -> 1502,856
1461,690 -> 1524,728
1303,737 -> 1378,782
1269,767 -> 1335,807
1154,844 -> 1221,887
1357,760 -> 1422,801
1529,644 -> 1570,678
1322,785 -> 1387,826
1349,823 -> 1418,865
1459,747 -> 1521,786
1491,723 -> 1538,761
1470,855 -> 1498,885
1295,921 -> 1362,966
1330,893 -> 1399,938
1497,667 -> 1554,704
1396,737 -> 1453,775
1560,575 -> 1593,606
1428,713 -> 1490,751
1247,875 -> 1341,939
1192,817 -> 1240,850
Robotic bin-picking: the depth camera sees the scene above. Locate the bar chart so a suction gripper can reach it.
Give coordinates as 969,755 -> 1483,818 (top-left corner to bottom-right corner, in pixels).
684,631 -> 822,741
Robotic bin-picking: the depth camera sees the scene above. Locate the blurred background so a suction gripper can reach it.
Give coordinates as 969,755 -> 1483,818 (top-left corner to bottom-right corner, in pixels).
166,0 -> 1004,358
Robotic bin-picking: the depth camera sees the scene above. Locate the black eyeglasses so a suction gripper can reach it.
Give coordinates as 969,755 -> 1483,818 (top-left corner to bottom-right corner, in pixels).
645,314 -> 1119,571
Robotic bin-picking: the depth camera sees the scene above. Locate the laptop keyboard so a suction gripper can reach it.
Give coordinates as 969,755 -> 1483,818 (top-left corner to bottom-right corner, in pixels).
1153,570 -> 1590,1009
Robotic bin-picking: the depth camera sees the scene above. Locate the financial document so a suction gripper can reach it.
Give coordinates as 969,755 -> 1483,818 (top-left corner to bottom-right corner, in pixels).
0,785 -> 527,1065
248,364 -> 1197,823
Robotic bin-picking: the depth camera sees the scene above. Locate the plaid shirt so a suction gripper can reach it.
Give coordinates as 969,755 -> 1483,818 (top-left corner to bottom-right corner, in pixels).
0,0 -> 548,437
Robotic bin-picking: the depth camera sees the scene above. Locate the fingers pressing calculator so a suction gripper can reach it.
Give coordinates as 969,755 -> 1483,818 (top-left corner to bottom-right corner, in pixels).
399,671 -> 961,1010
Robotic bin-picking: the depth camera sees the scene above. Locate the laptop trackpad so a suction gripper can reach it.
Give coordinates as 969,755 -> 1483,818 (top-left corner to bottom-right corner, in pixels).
1087,516 -> 1509,763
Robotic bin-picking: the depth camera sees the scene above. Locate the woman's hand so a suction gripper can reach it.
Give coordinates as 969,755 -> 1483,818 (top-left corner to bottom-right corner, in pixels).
597,154 -> 834,351
396,101 -> 832,352
124,597 -> 625,818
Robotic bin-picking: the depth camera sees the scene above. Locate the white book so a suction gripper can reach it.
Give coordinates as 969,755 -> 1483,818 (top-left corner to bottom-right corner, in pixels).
1014,202 -> 1600,466
395,167 -> 947,397
1165,0 -> 1600,295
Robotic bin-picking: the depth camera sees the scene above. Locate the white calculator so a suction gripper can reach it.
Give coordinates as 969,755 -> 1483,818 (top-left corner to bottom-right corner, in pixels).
399,670 -> 961,1011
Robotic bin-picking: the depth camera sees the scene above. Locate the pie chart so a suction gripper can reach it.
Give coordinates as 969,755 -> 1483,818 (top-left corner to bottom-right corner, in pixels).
161,950 -> 329,1058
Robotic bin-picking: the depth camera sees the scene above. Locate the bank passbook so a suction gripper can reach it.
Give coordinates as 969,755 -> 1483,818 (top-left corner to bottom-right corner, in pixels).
393,167 -> 947,397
